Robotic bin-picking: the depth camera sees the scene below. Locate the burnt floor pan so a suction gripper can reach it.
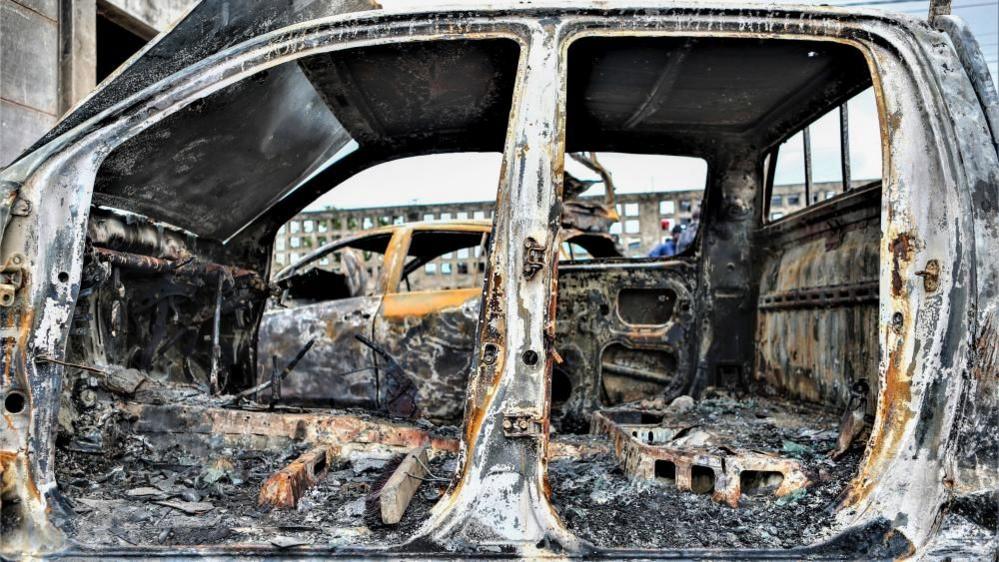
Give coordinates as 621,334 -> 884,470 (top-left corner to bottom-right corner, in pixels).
43,395 -> 865,555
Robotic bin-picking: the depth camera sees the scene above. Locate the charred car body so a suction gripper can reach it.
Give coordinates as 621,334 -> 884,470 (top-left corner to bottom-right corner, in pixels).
0,0 -> 997,558
261,220 -> 622,426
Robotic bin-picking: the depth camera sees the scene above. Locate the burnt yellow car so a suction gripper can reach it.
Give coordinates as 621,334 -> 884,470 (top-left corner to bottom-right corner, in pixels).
259,220 -> 621,423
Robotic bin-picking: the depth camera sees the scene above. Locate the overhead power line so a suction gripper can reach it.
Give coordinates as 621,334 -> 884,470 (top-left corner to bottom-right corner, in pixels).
835,0 -> 930,6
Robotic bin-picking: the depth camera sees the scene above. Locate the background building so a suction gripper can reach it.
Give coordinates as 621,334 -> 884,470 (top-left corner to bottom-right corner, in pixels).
1,0 -> 196,166
271,180 -> 867,279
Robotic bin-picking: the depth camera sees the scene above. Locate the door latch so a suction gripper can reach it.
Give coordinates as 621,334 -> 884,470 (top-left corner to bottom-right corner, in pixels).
0,254 -> 26,307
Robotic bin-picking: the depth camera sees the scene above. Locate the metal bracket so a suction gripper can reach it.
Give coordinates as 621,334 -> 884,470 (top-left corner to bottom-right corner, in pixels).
502,410 -> 543,438
915,259 -> 940,293
522,237 -> 545,280
0,254 -> 26,307
10,198 -> 31,217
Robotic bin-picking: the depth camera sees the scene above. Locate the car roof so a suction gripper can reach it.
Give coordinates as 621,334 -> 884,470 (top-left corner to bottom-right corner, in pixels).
16,0 -> 908,165
6,1 -> 909,243
274,219 -> 492,280
275,218 -> 629,280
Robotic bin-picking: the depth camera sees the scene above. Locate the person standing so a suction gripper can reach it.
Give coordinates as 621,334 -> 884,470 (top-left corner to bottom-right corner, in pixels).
649,219 -> 680,257
676,209 -> 700,254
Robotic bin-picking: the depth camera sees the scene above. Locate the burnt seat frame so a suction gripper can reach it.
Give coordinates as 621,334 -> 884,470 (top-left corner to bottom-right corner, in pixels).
0,4 -> 995,558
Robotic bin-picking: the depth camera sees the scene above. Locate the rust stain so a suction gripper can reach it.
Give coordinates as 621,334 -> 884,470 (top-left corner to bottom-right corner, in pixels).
890,233 -> 915,298
0,450 -> 16,499
259,445 -> 339,509
381,288 -> 480,318
0,451 -> 41,502
839,323 -> 913,508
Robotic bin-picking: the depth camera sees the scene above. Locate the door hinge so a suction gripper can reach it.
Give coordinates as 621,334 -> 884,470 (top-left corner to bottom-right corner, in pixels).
522,237 -> 545,280
502,409 -> 543,438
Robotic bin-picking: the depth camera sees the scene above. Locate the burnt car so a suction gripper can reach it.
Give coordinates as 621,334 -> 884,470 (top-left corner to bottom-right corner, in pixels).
259,220 -> 621,423
0,0 -> 997,559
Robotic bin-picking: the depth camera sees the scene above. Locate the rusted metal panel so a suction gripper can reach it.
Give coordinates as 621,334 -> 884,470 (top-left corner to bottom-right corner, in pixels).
124,403 -> 460,454
374,290 -> 480,424
257,296 -> 380,407
755,193 -> 881,412
258,445 -> 340,509
554,261 -> 695,430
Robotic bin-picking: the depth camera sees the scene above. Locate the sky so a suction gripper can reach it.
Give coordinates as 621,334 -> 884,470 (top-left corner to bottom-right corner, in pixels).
307,0 -> 997,211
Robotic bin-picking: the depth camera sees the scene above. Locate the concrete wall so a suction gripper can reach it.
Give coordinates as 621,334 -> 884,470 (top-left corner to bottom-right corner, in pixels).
0,0 -> 196,167
1,0 -> 61,166
102,0 -> 192,33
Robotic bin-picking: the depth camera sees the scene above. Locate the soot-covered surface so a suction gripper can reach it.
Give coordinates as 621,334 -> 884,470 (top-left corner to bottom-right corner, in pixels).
55,441 -> 455,548
549,393 -> 863,549
49,392 -> 859,550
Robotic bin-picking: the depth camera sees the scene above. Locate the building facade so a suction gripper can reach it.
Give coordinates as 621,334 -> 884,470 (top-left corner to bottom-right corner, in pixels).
272,180 -> 864,279
1,0 -> 195,166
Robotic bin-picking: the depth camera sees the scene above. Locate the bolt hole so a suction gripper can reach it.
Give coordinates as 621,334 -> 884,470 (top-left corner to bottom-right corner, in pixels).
4,391 -> 26,414
655,460 -> 676,486
599,304 -> 610,316
482,343 -> 498,364
522,350 -> 539,366
691,465 -> 716,494
740,470 -> 784,496
892,312 -> 904,332
58,271 -> 69,283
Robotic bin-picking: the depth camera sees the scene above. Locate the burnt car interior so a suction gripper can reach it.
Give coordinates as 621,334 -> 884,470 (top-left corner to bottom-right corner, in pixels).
400,230 -> 489,291
278,232 -> 393,302
8,23 -> 938,553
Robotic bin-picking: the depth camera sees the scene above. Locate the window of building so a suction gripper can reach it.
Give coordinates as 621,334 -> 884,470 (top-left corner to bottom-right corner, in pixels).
96,6 -> 151,83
